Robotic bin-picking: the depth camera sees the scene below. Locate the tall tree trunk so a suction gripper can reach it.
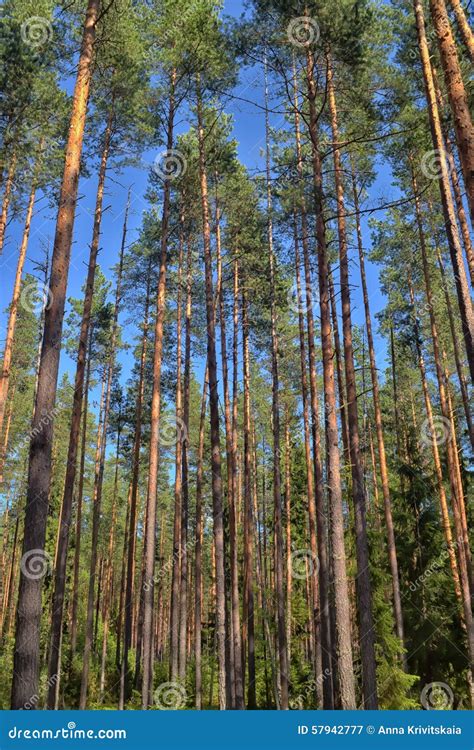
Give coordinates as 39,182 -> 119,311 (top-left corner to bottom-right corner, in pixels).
435,247 -> 474,451
196,79 -> 227,710
351,161 -> 405,662
170,225 -> 184,683
11,0 -> 100,709
432,67 -> 474,286
413,0 -> 474,383
241,286 -> 256,709
79,209 -> 125,709
429,0 -> 474,219
0,146 -> 43,436
179,239 -> 192,682
264,57 -> 288,709
305,47 -> 356,710
0,151 -> 16,256
46,113 -> 115,708
446,0 -> 474,60
141,73 -> 176,709
99,418 -> 121,701
327,61 -> 378,708
69,333 -> 92,658
408,278 -> 474,701
293,215 -> 320,701
230,257 -> 244,707
194,375 -> 208,709
121,265 -> 151,706
292,64 -> 333,707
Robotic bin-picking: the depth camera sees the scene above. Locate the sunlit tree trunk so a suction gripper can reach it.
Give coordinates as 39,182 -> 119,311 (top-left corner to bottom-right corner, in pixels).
429,0 -> 474,218
47,114 -> 115,709
413,0 -> 474,382
0,152 -> 16,256
11,0 -> 100,709
0,145 -> 43,436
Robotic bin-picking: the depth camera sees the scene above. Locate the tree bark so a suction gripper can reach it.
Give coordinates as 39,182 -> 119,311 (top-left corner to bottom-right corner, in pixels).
0,151 -> 16,256
264,57 -> 288,709
79,203 -> 126,709
196,79 -> 227,710
351,161 -> 405,663
327,61 -> 378,708
121,265 -> 151,706
413,0 -> 474,385
47,113 -> 115,708
0,155 -> 40,435
141,73 -> 176,709
11,0 -> 100,709
429,0 -> 474,219
305,47 -> 356,710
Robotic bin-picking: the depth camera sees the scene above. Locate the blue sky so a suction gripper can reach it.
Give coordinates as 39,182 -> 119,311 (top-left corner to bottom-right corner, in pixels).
0,0 -> 393,411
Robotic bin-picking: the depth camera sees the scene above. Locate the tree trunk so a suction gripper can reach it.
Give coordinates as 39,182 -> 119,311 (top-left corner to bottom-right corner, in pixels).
194,375 -> 208,709
264,57 -> 288,709
47,113 -> 115,708
305,47 -> 356,710
413,0 -> 474,383
241,286 -> 256,709
447,0 -> 474,60
141,73 -> 176,709
179,238 -> 192,682
11,0 -> 100,709
121,265 -> 151,706
196,79 -> 227,710
435,247 -> 474,451
351,161 -> 405,662
432,67 -> 474,287
429,0 -> 474,219
327,61 -> 378,708
79,207 -> 126,709
69,333 -> 92,659
292,64 -> 333,707
170,224 -> 184,683
0,152 -> 16,256
0,146 -> 42,436
229,256 -> 244,707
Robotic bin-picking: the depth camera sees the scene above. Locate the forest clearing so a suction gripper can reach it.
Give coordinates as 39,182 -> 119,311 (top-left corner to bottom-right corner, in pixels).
0,0 -> 473,712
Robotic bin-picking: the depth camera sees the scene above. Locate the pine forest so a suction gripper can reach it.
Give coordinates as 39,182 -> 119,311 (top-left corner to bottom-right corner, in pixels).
0,0 -> 473,712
